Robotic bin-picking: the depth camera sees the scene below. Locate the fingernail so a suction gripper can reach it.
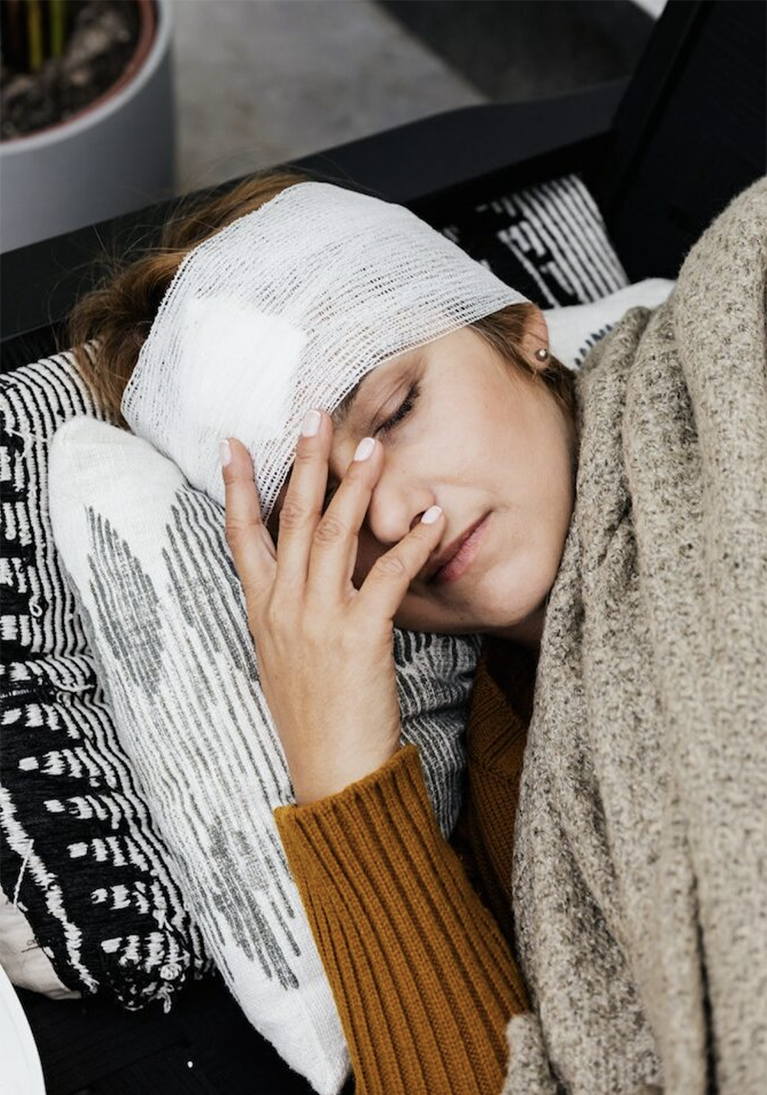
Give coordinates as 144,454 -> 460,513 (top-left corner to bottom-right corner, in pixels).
421,505 -> 442,525
353,437 -> 376,462
219,439 -> 232,467
301,409 -> 321,437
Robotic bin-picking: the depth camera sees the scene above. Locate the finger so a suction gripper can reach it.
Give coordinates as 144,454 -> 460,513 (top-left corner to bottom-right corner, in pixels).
305,432 -> 384,603
352,503 -> 444,624
221,437 -> 276,612
271,409 -> 331,595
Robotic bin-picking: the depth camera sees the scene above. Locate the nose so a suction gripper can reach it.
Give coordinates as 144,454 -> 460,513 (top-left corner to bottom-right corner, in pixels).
363,474 -> 440,585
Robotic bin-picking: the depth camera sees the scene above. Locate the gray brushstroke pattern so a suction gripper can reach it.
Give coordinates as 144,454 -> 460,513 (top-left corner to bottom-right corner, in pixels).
68,469 -> 479,1020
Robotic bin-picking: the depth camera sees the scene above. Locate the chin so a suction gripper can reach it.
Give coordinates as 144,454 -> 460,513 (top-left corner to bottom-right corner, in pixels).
397,558 -> 555,637
392,591 -> 506,637
393,595 -> 481,636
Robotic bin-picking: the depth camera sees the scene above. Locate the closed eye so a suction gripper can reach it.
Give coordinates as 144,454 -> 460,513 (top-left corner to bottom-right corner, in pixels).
322,382 -> 421,511
376,382 -> 420,437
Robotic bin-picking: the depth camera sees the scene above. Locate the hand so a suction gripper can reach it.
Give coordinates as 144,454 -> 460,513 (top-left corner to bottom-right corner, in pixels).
220,412 -> 444,805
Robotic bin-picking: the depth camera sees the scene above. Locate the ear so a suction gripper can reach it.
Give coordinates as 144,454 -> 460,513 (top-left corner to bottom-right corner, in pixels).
521,306 -> 550,370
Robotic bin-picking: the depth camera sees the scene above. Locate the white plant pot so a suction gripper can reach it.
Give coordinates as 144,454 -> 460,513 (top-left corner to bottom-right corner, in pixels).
0,0 -> 175,254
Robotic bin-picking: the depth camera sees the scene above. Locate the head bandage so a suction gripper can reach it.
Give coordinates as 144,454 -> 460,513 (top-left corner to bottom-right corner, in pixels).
121,181 -> 530,524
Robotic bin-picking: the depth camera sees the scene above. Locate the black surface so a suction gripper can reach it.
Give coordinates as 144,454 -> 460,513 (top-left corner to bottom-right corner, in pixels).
18,971 -> 355,1095
0,81 -> 625,352
592,0 -> 767,280
378,0 -> 655,101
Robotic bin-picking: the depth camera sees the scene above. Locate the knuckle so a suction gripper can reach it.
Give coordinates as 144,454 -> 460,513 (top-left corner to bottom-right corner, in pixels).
314,515 -> 347,544
294,444 -> 315,466
372,553 -> 407,580
224,520 -> 247,545
263,601 -> 283,631
264,598 -> 297,636
278,499 -> 310,530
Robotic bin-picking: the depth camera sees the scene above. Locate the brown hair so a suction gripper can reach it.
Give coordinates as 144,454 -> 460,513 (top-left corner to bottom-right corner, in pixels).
63,168 -> 577,440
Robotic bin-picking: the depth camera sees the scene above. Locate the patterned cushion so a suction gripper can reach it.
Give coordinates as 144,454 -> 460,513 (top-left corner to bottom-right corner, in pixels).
46,415 -> 480,1094
1,348 -> 211,1010
433,172 -> 628,307
543,278 -> 676,372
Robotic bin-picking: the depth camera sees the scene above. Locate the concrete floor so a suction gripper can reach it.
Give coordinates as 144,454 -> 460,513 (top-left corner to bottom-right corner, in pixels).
169,0 -> 486,195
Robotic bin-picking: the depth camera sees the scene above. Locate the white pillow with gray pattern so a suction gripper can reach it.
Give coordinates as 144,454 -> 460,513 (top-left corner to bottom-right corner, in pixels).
543,278 -> 675,371
47,414 -> 481,1095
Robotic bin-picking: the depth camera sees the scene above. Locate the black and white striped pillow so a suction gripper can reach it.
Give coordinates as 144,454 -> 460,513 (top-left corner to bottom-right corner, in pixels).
435,172 -> 628,306
1,348 -> 212,1008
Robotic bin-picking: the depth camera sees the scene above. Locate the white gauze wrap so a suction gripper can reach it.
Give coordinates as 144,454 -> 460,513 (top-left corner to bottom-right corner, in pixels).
120,181 -> 530,519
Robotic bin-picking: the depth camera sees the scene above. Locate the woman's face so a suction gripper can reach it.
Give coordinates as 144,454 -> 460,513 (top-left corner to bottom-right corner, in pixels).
267,316 -> 577,648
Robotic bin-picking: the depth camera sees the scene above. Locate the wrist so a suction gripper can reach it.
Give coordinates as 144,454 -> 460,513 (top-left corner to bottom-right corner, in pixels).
291,744 -> 403,806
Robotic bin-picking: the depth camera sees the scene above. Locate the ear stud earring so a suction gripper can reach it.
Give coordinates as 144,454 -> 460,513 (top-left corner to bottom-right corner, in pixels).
534,347 -> 550,362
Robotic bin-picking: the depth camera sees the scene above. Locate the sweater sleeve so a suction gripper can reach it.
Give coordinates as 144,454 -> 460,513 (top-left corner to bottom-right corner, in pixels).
273,742 -> 530,1095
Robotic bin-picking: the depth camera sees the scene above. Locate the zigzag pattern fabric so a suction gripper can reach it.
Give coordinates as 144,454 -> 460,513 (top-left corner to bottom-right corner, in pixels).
1,347 -> 212,1010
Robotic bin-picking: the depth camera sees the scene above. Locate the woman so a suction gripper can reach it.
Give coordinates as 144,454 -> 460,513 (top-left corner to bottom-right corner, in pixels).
68,168 -> 767,1095
69,162 -> 574,1095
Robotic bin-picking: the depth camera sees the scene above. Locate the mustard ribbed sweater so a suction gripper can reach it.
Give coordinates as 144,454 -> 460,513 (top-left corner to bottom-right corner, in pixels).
273,638 -> 537,1095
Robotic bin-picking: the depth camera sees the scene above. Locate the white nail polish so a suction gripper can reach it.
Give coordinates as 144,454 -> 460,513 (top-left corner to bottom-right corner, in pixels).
353,437 -> 376,462
301,409 -> 321,437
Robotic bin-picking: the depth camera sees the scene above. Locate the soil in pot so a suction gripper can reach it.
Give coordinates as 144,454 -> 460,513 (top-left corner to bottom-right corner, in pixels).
0,0 -> 141,140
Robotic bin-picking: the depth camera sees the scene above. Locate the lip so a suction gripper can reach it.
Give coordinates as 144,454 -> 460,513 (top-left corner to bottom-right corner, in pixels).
429,513 -> 492,586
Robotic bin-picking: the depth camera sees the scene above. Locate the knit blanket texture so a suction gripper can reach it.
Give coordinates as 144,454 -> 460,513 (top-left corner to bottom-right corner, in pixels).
504,177 -> 767,1095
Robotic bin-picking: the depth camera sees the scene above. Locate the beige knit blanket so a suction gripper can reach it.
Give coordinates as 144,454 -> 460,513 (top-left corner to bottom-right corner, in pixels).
503,177 -> 767,1095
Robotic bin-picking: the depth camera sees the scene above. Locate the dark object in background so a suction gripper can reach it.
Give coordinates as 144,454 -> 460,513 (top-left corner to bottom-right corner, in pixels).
16,971 -> 353,1095
378,0 -> 656,101
592,0 -> 766,282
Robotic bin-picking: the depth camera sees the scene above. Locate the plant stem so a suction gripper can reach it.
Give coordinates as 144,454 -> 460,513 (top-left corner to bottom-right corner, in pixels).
50,0 -> 67,58
26,0 -> 44,73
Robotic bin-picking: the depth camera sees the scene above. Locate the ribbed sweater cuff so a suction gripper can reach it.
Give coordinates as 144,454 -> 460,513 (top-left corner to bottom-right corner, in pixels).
273,744 -> 528,1095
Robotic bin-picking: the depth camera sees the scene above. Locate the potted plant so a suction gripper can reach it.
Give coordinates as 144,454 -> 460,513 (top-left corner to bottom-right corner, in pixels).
0,0 -> 174,253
